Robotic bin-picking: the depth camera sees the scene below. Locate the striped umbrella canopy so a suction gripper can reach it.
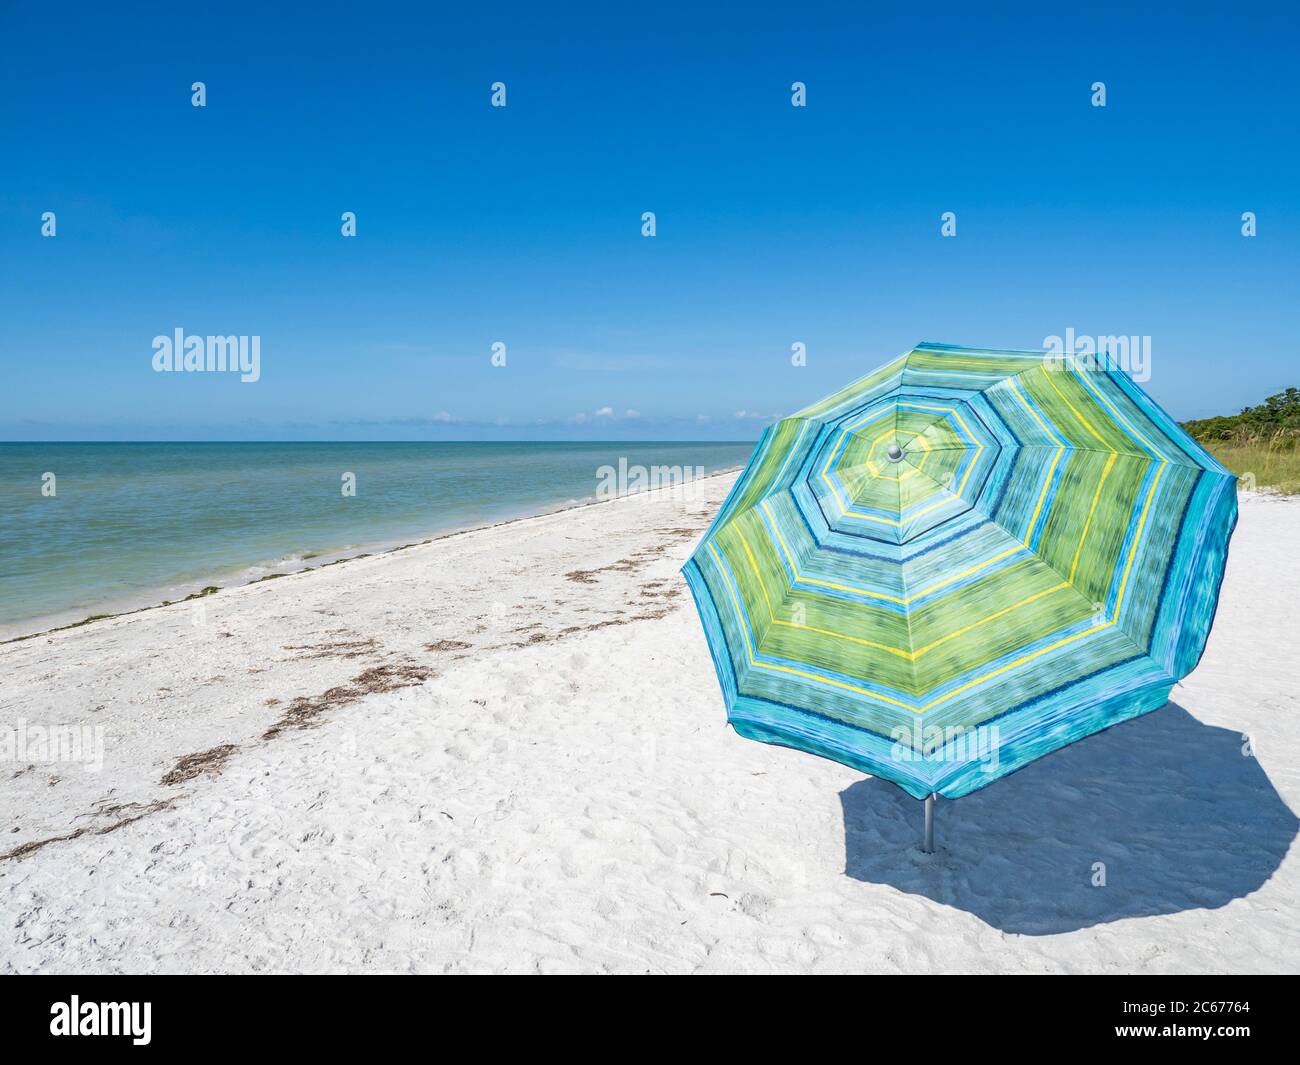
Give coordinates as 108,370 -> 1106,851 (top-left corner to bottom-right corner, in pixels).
683,342 -> 1238,803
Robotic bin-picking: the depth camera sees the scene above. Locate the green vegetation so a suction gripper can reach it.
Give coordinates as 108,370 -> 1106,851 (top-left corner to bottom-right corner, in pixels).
1182,388 -> 1300,494
3,613 -> 112,644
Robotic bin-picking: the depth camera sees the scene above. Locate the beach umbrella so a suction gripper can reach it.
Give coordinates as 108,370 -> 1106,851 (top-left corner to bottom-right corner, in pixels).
683,342 -> 1237,850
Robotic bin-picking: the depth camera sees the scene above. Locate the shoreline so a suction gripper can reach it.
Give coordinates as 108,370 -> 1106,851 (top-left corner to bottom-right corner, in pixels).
1,467 -> 743,644
1,468 -> 741,853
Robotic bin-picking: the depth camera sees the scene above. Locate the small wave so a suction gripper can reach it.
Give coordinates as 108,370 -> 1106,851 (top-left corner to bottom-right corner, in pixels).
241,553 -> 306,579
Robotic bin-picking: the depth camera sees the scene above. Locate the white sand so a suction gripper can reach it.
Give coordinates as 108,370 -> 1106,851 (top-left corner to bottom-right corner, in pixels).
2,474 -> 1298,974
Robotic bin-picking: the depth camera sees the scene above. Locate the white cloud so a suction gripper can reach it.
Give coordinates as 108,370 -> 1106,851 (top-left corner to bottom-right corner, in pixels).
595,406 -> 614,417
624,408 -> 640,418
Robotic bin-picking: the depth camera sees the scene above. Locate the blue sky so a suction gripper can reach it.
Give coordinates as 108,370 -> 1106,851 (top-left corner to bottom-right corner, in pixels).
1,1 -> 1297,441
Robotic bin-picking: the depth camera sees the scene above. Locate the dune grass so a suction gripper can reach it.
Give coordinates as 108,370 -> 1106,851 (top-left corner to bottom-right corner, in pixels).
1182,388 -> 1300,495
1203,437 -> 1300,495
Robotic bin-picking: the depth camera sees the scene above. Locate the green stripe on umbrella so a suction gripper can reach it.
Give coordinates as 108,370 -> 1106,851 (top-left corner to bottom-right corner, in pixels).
683,342 -> 1238,851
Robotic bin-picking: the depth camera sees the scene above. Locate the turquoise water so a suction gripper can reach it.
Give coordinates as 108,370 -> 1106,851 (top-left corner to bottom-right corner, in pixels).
0,442 -> 751,636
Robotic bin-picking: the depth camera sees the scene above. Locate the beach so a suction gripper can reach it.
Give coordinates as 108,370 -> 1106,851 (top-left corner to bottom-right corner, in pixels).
2,471 -> 1298,974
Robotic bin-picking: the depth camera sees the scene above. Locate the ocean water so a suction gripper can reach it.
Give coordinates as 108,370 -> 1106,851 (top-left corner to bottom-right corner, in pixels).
0,441 -> 752,637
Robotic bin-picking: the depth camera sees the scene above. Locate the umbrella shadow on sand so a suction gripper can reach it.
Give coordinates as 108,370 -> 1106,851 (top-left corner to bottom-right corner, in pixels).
840,703 -> 1298,935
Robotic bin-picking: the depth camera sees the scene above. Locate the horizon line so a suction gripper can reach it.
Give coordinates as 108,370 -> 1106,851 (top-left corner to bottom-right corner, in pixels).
0,438 -> 758,445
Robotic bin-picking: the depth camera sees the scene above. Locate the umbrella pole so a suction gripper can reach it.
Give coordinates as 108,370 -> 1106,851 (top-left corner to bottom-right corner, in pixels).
922,793 -> 935,852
